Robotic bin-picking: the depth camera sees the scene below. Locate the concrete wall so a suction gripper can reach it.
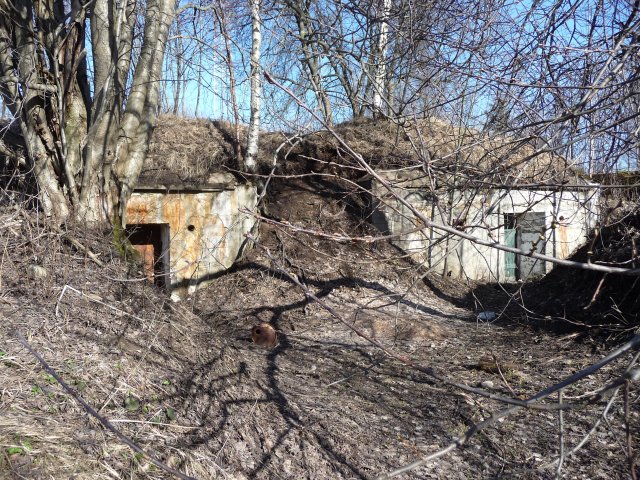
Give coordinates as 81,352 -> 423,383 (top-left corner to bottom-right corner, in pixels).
126,179 -> 257,297
371,172 -> 599,281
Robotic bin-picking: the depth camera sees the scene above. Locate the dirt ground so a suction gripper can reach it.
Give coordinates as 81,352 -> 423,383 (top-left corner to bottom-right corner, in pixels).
1,175 -> 639,479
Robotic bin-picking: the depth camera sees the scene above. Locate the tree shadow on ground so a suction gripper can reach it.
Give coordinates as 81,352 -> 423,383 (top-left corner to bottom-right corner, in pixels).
166,317 -> 463,479
423,273 -> 591,335
187,261 -> 462,321
164,257 -> 480,478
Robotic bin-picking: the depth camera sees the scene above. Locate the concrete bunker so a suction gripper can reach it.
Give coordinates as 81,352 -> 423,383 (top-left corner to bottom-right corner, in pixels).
122,116 -> 259,298
295,118 -> 602,282
125,172 -> 257,298
369,170 -> 600,282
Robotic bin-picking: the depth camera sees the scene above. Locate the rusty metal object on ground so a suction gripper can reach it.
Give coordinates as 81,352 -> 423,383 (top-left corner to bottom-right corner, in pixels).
251,323 -> 278,348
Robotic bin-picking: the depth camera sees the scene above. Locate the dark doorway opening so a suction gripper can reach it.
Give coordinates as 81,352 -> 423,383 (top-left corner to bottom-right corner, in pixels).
126,224 -> 171,290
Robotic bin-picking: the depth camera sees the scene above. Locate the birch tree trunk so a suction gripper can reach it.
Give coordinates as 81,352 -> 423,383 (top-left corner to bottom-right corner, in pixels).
372,0 -> 391,115
245,0 -> 263,173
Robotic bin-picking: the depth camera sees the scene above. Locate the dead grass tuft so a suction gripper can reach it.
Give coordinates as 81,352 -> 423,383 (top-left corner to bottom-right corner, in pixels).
143,115 -> 234,185
142,116 -> 292,184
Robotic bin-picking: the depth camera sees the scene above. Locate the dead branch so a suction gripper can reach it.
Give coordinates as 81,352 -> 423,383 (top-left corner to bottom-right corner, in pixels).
624,380 -> 638,480
585,273 -> 608,309
50,226 -> 105,268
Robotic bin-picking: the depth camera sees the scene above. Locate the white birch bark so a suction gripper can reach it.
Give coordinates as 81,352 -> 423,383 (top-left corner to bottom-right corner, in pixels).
245,0 -> 262,173
372,0 -> 391,114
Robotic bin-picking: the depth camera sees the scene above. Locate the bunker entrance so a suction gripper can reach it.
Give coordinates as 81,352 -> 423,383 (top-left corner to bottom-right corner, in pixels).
126,224 -> 171,290
504,212 -> 547,281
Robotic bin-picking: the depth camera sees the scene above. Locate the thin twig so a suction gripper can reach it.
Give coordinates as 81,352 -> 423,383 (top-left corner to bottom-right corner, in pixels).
493,354 -> 518,398
55,284 -> 146,323
585,273 -> 608,310
541,387 -> 621,470
54,227 -> 105,267
555,390 -> 565,479
625,379 -> 637,480
541,351 -> 640,471
108,419 -> 200,430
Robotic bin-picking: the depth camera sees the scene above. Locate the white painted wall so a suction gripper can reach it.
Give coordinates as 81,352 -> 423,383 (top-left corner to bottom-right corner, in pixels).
371,174 -> 599,281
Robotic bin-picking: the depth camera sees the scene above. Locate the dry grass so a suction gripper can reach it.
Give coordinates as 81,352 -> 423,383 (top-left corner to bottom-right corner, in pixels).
142,116 -> 294,185
0,172 -> 636,480
0,207 -> 225,479
299,117 -> 582,185
3,114 -> 580,191
142,115 -> 234,185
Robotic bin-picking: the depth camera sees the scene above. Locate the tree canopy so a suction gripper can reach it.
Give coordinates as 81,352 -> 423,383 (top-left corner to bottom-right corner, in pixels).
1,0 -> 639,223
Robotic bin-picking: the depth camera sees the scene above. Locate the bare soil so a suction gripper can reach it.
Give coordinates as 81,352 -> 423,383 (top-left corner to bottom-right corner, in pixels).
1,176 -> 638,479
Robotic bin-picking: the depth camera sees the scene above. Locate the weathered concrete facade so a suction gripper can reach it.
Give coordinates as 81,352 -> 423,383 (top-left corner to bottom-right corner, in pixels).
125,173 -> 257,297
371,171 -> 599,281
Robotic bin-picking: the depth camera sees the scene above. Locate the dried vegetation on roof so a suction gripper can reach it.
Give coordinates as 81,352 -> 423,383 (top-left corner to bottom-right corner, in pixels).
141,115 -> 236,185
299,117 -> 583,186
142,115 -> 292,185
2,114 -> 581,189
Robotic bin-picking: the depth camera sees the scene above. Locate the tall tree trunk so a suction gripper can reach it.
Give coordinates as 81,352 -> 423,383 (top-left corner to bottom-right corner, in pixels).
115,0 -> 177,222
172,34 -> 183,115
8,0 -> 70,221
246,0 -> 262,173
0,0 -> 176,225
216,0 -> 243,167
195,45 -> 203,117
372,0 -> 391,115
284,0 -> 333,125
78,0 -> 137,223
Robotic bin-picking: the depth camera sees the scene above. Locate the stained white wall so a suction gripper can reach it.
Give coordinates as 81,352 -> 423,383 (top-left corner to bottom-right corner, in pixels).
126,182 -> 257,296
371,174 -> 599,281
